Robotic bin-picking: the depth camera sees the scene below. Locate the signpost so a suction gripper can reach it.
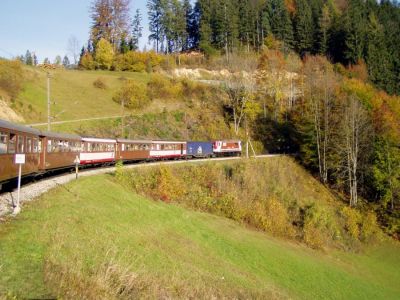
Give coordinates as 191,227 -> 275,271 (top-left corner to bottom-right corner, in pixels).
13,154 -> 25,215
74,156 -> 80,179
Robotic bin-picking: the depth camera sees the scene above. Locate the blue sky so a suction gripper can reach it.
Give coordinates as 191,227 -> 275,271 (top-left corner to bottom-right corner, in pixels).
0,0 -> 150,62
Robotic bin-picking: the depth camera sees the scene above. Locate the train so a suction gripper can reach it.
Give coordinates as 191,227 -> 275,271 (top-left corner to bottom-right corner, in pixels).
0,119 -> 242,187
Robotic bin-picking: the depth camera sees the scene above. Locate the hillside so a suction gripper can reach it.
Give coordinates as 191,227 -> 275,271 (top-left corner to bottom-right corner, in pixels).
1,158 -> 399,299
2,65 -> 233,141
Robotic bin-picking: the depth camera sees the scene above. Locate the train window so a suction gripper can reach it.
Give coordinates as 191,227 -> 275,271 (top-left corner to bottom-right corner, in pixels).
0,132 -> 7,154
26,137 -> 32,153
33,138 -> 39,153
17,135 -> 24,153
8,134 -> 16,154
47,140 -> 53,152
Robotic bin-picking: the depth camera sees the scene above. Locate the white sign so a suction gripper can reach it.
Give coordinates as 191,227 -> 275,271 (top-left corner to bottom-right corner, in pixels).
74,156 -> 80,164
14,154 -> 26,164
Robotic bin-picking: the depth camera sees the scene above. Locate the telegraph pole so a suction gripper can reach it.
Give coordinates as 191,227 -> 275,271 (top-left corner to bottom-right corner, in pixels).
47,72 -> 51,131
121,98 -> 125,138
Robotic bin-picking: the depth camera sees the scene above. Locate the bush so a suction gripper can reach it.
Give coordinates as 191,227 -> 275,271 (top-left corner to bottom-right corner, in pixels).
147,74 -> 182,100
252,197 -> 295,238
79,52 -> 95,70
0,59 -> 23,98
93,77 -> 107,89
113,80 -> 149,109
341,206 -> 362,240
303,204 -> 339,249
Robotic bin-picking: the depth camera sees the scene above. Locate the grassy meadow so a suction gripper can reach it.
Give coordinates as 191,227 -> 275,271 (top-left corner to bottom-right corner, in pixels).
15,67 -> 151,124
1,159 -> 400,299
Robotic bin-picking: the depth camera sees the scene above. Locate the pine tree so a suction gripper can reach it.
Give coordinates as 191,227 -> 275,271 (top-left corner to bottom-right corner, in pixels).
294,0 -> 314,56
269,0 -> 294,52
366,13 -> 393,92
147,0 -> 164,52
25,50 -> 33,65
190,1 -> 201,48
182,0 -> 193,50
62,55 -> 70,68
119,36 -> 130,53
198,0 -> 213,50
33,53 -> 38,66
344,0 -> 367,64
131,8 -> 143,51
317,3 -> 332,55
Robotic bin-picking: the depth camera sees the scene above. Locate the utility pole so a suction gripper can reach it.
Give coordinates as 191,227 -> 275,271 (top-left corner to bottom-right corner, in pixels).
121,98 -> 125,138
47,72 -> 51,131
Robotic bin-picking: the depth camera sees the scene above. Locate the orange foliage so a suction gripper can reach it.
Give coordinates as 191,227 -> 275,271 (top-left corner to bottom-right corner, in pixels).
285,0 -> 296,15
348,60 -> 369,82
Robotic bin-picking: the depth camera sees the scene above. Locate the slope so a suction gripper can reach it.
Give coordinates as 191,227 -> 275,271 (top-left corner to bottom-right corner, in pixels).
0,171 -> 399,299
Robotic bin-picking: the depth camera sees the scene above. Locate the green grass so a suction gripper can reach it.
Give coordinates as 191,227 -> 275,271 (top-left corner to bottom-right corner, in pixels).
1,174 -> 399,299
17,67 -> 151,123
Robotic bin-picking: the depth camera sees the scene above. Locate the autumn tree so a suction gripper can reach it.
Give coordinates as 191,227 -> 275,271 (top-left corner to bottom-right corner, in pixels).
94,38 -> 114,69
90,0 -> 131,51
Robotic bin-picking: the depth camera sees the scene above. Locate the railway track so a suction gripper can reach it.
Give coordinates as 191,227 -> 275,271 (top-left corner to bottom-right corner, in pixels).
0,155 -> 276,217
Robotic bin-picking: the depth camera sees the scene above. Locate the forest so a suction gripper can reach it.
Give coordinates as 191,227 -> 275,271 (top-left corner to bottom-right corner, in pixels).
76,0 -> 400,95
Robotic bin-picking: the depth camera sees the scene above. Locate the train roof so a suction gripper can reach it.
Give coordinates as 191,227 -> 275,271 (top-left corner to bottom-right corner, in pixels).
40,130 -> 82,140
82,137 -> 116,143
151,140 -> 186,144
0,119 -> 41,136
117,138 -> 152,143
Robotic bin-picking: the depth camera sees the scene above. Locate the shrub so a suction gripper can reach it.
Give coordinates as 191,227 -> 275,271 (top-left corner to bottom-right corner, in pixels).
303,204 -> 338,249
79,52 -> 95,70
93,77 -> 107,89
147,74 -> 182,100
341,206 -> 362,240
360,211 -> 380,242
113,80 -> 149,109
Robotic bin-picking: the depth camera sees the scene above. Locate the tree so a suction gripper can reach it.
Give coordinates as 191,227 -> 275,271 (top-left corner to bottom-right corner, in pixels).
90,0 -> 131,51
79,52 -> 95,70
54,55 -> 62,65
33,53 -> 38,66
94,38 -> 114,69
294,0 -> 314,56
43,57 -> 50,64
62,55 -> 70,68
269,0 -> 294,52
25,50 -> 33,65
317,3 -> 332,55
112,80 -> 149,109
344,0 -> 367,64
131,8 -> 143,51
147,0 -> 164,52
303,56 -> 339,184
222,74 -> 255,135
365,13 -> 393,93
67,36 -> 80,65
336,94 -> 371,206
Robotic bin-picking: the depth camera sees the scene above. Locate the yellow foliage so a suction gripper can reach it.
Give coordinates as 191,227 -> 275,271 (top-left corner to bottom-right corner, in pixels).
341,206 -> 362,240
94,38 -> 114,70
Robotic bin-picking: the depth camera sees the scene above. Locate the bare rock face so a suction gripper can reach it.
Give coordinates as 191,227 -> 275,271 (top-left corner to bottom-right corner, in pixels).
0,97 -> 24,123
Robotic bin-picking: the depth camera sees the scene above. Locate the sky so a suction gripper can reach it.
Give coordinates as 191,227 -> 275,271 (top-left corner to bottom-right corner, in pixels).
0,0 -> 150,62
